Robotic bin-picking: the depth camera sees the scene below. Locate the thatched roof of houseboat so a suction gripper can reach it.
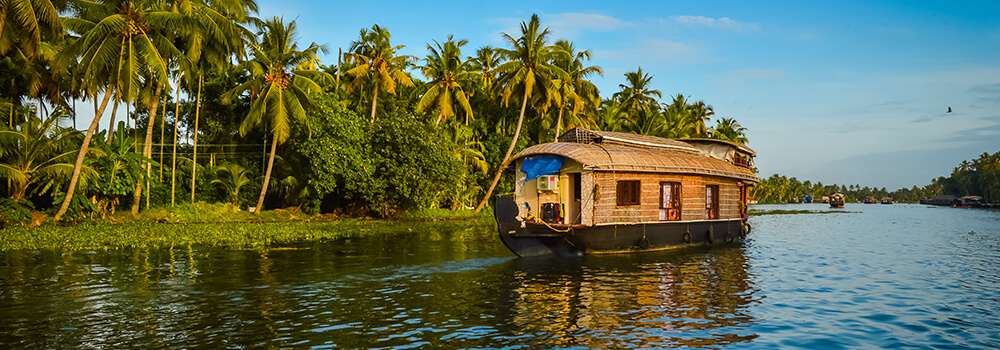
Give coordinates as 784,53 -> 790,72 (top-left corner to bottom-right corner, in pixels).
515,138 -> 758,183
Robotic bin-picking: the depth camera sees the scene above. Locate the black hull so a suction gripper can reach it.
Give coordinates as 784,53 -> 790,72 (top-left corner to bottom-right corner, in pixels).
494,196 -> 748,257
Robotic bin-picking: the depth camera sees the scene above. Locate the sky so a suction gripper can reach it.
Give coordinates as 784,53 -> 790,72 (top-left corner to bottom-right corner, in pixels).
78,0 -> 1000,191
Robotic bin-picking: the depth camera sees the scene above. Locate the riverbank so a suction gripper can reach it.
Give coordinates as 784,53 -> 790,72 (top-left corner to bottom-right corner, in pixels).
0,203 -> 495,251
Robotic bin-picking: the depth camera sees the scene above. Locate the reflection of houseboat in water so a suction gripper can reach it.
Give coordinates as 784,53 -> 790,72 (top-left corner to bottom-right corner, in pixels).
829,193 -> 845,208
496,249 -> 756,348
494,128 -> 758,257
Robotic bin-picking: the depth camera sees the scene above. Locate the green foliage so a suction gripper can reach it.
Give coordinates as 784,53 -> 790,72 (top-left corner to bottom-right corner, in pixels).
299,94 -> 372,211
210,162 -> 251,207
0,197 -> 35,228
300,93 -> 467,217
369,109 -> 467,215
87,122 -> 158,215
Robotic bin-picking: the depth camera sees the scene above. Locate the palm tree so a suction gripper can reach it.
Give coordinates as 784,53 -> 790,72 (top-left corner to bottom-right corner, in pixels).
210,162 -> 250,206
468,45 -> 501,94
613,67 -> 661,123
224,17 -> 331,213
594,98 -> 626,132
0,0 -> 63,59
689,99 -> 714,137
415,35 -> 475,125
476,14 -> 569,211
552,39 -> 601,138
344,24 -> 415,123
0,112 -> 85,202
709,117 -> 749,144
660,101 -> 698,138
55,0 -> 179,221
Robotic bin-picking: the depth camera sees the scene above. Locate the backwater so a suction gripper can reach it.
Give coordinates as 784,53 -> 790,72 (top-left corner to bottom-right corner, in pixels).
1,203 -> 999,349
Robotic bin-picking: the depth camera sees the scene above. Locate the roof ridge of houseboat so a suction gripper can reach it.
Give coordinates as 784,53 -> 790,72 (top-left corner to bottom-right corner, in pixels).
557,128 -> 702,154
678,137 -> 756,156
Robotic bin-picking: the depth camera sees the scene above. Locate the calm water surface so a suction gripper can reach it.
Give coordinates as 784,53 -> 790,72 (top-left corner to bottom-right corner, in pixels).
2,204 -> 999,349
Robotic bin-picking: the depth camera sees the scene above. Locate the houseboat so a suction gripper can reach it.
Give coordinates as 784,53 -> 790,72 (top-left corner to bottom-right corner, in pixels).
829,192 -> 846,208
493,128 -> 758,257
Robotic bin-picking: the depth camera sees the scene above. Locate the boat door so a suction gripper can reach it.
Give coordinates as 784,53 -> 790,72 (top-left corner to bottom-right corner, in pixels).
739,182 -> 749,220
566,173 -> 581,224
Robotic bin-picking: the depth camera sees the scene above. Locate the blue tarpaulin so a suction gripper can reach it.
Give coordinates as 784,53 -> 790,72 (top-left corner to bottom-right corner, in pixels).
520,155 -> 564,181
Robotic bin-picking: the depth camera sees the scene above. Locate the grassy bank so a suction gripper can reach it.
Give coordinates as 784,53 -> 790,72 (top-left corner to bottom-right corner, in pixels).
0,203 -> 496,251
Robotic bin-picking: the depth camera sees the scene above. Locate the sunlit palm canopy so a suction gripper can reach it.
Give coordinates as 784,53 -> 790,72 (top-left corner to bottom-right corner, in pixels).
225,16 -> 330,144
416,35 -> 475,125
62,0 -> 181,102
613,67 -> 661,123
0,0 -> 64,58
710,117 -> 749,144
493,14 -> 569,111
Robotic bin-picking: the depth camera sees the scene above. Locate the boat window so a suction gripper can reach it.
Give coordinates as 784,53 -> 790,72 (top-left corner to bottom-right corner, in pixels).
616,180 -> 641,206
659,182 -> 681,221
706,185 -> 719,219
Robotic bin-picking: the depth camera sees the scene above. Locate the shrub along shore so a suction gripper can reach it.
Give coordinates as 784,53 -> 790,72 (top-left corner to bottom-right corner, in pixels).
0,203 -> 493,252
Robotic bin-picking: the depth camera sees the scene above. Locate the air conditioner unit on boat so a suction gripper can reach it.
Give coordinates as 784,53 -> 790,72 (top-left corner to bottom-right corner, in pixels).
537,175 -> 558,191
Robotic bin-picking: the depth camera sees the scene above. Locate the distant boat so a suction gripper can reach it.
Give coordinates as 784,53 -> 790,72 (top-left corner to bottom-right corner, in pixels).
804,195 -> 813,203
880,198 -> 893,204
957,196 -> 983,208
821,196 -> 830,203
863,196 -> 878,204
830,193 -> 845,208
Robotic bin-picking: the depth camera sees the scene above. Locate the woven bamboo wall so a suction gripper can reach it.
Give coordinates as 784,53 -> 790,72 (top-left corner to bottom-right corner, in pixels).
591,172 -> 742,225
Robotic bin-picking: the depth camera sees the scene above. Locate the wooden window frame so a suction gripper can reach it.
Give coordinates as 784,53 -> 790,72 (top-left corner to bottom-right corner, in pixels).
616,180 -> 641,206
706,185 -> 720,219
660,182 -> 682,221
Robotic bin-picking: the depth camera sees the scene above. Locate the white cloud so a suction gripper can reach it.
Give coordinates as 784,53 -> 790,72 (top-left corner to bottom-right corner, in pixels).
670,15 -> 761,33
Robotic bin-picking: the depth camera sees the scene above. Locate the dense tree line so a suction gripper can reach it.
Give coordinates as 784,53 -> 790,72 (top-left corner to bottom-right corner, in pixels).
1,4 -> 750,223
752,150 -> 1000,204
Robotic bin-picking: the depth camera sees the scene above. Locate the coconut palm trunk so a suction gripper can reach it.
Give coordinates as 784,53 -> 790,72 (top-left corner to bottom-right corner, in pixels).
54,87 -> 114,221
106,98 -> 120,142
476,88 -> 529,212
255,138 -> 278,212
131,83 -> 163,214
190,75 -> 202,204
555,104 -> 565,142
159,94 -> 166,180
170,76 -> 181,206
369,84 -> 379,123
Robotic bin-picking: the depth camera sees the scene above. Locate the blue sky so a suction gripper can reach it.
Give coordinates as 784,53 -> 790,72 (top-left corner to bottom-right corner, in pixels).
254,1 -> 996,189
